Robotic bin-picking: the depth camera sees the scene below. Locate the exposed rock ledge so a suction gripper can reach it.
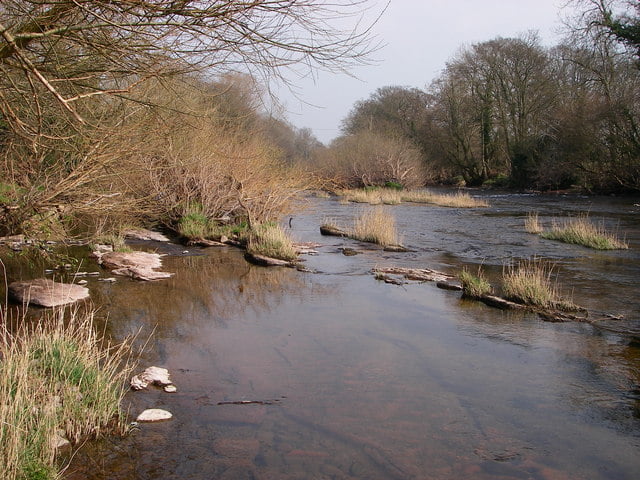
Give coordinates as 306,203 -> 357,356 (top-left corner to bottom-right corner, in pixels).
8,278 -> 90,307
94,249 -> 173,281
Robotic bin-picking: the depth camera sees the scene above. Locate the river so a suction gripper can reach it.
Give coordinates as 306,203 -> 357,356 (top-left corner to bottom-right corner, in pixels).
56,191 -> 640,479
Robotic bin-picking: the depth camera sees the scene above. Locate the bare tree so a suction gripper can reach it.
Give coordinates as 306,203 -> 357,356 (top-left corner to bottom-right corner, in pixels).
0,1 -> 382,136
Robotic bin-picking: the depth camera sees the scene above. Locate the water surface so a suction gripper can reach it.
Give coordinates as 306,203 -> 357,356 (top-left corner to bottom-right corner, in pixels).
62,191 -> 640,480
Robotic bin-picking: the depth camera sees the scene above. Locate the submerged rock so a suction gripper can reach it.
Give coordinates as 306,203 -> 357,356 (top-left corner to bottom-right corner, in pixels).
8,278 -> 90,307
136,409 -> 173,422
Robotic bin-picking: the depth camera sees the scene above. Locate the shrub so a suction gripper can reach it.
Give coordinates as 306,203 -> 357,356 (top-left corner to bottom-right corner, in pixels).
541,215 -> 627,250
401,190 -> 489,208
502,259 -> 576,311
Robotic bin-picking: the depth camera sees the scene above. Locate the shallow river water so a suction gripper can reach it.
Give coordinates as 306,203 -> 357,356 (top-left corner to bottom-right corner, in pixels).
58,191 -> 639,480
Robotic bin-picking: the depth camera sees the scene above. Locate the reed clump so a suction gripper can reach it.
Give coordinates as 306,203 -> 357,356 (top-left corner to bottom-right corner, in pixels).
460,267 -> 492,298
336,188 -> 488,208
246,223 -> 297,261
502,259 -> 576,311
524,212 -> 544,234
0,307 -> 134,480
402,190 -> 489,208
541,215 -> 627,250
351,207 -> 399,246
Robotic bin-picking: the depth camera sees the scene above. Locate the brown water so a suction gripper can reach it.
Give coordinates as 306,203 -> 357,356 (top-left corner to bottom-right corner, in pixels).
48,192 -> 640,479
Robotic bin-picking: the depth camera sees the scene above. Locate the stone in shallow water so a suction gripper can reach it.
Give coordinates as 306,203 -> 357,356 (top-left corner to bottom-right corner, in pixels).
130,366 -> 174,390
8,278 -> 89,307
136,408 -> 173,422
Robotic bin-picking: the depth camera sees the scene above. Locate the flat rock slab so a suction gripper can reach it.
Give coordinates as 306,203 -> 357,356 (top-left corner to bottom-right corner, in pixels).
124,228 -> 170,242
8,278 -> 90,307
136,409 -> 173,422
100,251 -> 173,281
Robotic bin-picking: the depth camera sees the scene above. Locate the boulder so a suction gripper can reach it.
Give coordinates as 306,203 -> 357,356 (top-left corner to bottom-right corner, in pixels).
136,409 -> 173,422
8,278 -> 89,307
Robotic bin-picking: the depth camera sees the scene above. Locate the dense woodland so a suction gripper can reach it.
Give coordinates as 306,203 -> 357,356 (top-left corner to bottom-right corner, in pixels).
0,0 -> 639,239
315,1 -> 640,192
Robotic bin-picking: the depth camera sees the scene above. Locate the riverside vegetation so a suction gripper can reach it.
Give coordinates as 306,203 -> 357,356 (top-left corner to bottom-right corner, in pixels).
525,213 -> 628,250
0,306 -> 134,480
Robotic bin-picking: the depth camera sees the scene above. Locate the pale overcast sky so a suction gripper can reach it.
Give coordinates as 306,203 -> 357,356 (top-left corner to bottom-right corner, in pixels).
277,0 -> 574,144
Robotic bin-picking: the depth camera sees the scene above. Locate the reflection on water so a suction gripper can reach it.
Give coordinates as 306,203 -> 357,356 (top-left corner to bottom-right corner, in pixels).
57,192 -> 640,480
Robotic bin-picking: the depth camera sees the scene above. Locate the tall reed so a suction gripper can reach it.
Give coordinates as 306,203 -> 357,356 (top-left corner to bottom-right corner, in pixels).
351,207 -> 399,246
502,259 -> 575,311
541,215 -> 627,250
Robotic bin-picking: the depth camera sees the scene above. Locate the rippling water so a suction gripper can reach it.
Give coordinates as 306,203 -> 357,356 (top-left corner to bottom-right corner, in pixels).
56,191 -> 639,480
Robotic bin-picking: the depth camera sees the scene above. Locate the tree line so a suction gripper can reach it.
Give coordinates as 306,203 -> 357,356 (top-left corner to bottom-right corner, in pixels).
312,0 -> 640,193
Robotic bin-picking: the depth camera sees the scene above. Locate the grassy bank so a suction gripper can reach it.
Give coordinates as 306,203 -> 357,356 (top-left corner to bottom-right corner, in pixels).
0,307 -> 134,480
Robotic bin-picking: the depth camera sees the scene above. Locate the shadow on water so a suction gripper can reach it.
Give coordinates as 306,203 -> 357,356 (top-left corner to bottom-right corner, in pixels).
37,191 -> 640,479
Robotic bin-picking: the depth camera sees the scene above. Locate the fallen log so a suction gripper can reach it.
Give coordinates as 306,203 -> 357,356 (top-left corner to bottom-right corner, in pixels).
372,266 -> 453,283
320,225 -> 348,237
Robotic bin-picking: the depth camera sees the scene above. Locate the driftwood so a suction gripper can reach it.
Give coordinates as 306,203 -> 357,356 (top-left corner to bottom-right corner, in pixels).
217,399 -> 282,406
374,265 -> 623,326
244,252 -> 294,267
320,225 -> 348,237
373,267 -> 454,283
383,245 -> 412,252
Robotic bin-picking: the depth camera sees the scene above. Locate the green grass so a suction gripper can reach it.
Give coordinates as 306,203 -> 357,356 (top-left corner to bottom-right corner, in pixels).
502,259 -> 576,311
0,307 -> 134,480
246,223 -> 297,261
459,268 -> 492,298
541,215 -> 627,250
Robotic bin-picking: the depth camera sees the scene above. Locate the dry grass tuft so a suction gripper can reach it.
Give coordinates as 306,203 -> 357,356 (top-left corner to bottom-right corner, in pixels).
0,307 -> 134,480
524,211 -> 544,234
247,223 -> 298,261
351,207 -> 399,246
502,259 -> 576,311
402,190 -> 489,208
541,215 -> 627,250
459,267 -> 492,298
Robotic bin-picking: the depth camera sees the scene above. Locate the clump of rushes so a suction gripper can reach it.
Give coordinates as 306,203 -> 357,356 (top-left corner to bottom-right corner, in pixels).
178,210 -> 210,239
401,190 -> 489,208
247,223 -> 297,261
524,211 -> 544,234
0,307 -> 134,480
460,267 -> 492,298
541,215 -> 628,250
502,259 -> 576,311
351,207 -> 399,246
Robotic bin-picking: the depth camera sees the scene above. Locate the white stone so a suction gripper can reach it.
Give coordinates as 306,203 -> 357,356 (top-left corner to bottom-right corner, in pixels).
136,409 -> 172,422
163,384 -> 177,393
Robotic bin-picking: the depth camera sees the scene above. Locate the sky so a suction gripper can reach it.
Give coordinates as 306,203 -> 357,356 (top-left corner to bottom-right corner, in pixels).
276,0 -> 574,144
